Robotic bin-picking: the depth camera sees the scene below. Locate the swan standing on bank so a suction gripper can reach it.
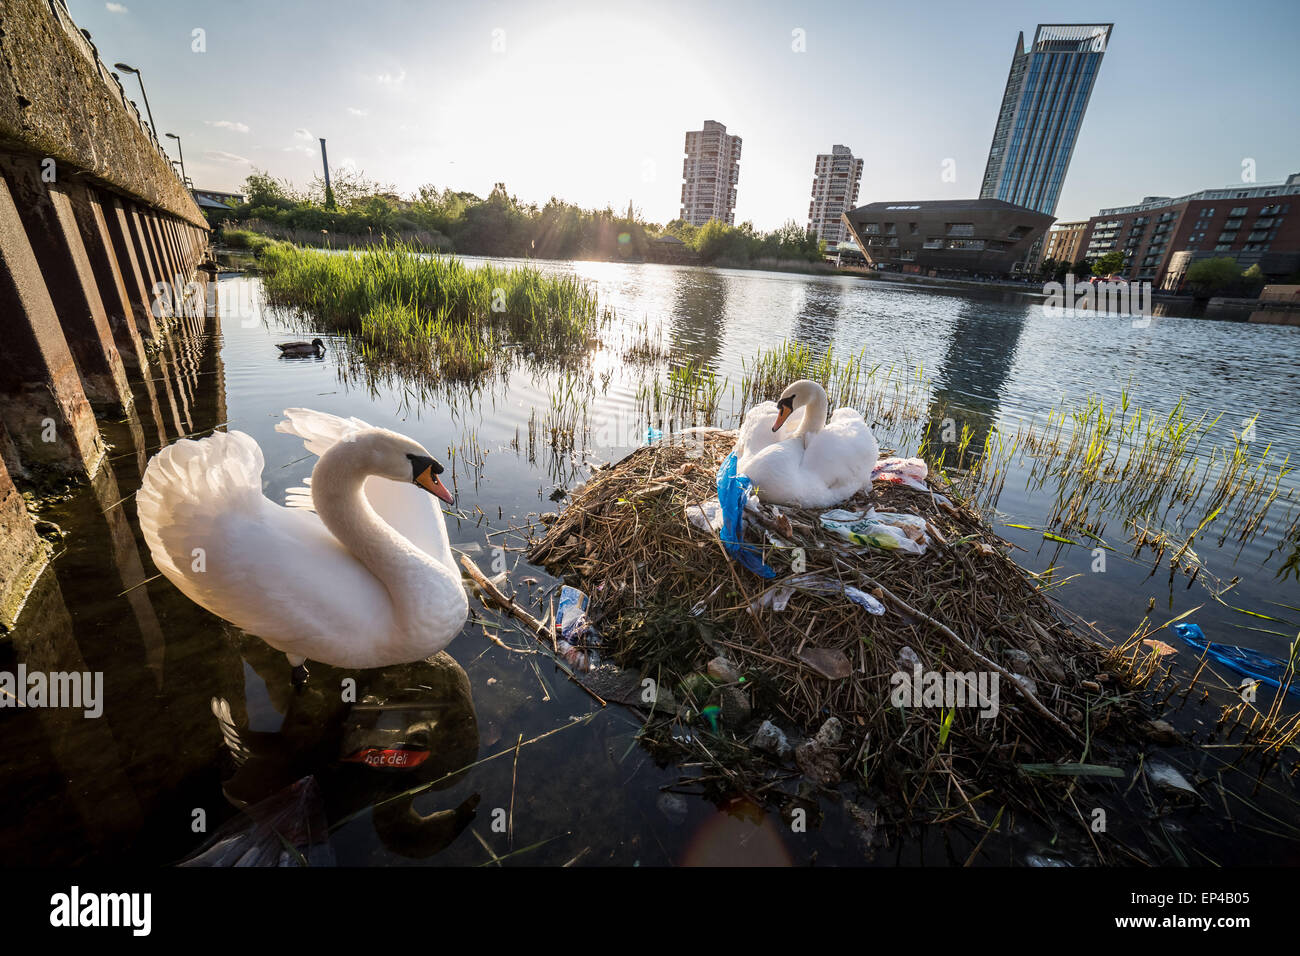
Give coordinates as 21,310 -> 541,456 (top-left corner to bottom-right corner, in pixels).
734,379 -> 878,509
136,409 -> 468,682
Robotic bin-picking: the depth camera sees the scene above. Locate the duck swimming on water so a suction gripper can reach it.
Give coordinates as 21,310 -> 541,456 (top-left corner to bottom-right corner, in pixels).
277,338 -> 326,357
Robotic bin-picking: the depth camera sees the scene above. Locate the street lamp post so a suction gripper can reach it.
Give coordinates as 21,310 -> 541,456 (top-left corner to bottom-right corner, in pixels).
113,62 -> 158,143
165,133 -> 188,185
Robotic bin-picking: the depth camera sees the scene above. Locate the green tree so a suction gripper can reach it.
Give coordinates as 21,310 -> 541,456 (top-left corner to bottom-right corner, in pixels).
243,169 -> 292,207
1185,257 -> 1244,293
1091,250 -> 1125,276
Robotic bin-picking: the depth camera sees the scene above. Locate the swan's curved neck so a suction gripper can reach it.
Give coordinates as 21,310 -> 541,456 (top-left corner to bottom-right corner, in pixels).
310,442 -> 463,646
794,385 -> 830,446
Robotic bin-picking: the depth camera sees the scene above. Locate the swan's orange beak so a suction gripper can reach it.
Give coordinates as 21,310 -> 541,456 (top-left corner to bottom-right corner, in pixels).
772,398 -> 794,432
415,466 -> 454,503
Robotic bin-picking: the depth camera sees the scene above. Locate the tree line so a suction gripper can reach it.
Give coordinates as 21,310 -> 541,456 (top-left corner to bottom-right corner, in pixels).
208,168 -> 827,266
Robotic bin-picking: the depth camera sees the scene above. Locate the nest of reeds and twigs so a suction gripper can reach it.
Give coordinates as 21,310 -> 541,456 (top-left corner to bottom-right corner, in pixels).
528,430 -> 1149,835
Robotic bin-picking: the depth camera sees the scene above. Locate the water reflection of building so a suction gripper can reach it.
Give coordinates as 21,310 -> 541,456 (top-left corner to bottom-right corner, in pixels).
667,268 -> 731,367
789,282 -> 843,357
925,299 -> 1029,465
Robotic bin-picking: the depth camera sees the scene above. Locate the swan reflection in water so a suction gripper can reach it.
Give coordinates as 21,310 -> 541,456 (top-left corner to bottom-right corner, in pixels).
183,647 -> 480,864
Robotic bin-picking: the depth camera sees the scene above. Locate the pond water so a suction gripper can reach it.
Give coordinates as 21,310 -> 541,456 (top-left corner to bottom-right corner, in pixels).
3,259 -> 1297,866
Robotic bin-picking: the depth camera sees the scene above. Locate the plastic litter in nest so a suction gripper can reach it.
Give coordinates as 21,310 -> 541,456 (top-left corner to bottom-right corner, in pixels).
527,430 -> 1148,832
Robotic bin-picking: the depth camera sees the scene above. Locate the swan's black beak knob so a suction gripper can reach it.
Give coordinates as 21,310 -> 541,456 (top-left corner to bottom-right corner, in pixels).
772,396 -> 794,432
408,454 -> 453,503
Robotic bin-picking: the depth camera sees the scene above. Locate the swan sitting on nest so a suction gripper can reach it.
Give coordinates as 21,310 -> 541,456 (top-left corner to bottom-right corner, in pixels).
137,408 -> 468,685
733,379 -> 878,509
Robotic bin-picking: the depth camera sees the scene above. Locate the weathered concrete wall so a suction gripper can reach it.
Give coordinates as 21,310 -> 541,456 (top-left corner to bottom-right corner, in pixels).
0,0 -> 215,633
0,446 -> 49,630
0,0 -> 207,228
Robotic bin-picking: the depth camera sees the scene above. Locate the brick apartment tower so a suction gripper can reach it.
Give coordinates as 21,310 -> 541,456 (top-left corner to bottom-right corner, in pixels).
807,145 -> 864,250
681,120 -> 742,226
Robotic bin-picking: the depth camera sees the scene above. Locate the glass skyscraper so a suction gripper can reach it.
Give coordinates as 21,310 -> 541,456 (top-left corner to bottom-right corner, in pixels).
979,24 -> 1113,218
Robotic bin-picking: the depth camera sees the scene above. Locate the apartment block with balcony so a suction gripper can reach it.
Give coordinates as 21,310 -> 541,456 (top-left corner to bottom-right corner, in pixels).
807,145 -> 864,251
1041,220 -> 1088,265
1077,173 -> 1300,289
680,120 -> 742,226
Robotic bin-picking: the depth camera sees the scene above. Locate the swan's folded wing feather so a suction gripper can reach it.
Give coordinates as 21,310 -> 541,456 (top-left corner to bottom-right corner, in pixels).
138,430 -> 396,661
804,414 -> 879,497
276,407 -> 455,570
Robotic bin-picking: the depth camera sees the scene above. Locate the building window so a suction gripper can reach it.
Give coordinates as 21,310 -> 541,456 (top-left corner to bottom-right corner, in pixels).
1229,206 -> 1248,216
945,223 -> 975,237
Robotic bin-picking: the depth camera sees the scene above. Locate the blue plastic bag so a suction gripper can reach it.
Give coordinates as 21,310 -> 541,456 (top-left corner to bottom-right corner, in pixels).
716,452 -> 775,579
1173,622 -> 1299,696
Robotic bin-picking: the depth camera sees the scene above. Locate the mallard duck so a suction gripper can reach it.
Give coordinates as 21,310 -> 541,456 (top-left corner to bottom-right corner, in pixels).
276,338 -> 326,357
136,409 -> 467,685
733,379 -> 879,508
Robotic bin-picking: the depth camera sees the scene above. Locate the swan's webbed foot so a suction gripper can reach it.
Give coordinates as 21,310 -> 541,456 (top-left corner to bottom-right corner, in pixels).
291,663 -> 311,692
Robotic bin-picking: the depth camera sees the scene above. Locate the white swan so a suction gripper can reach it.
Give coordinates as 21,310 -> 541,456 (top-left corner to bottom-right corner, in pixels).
734,379 -> 879,509
136,408 -> 468,676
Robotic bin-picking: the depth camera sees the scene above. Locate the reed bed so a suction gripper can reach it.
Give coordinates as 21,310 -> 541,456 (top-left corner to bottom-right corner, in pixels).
931,388 -> 1298,584
528,432 -> 1152,841
256,241 -> 607,380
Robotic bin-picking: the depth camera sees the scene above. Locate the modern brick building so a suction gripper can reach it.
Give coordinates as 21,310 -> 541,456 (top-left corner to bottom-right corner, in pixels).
1078,173 -> 1300,289
807,145 -> 864,251
680,120 -> 741,226
1041,220 -> 1088,266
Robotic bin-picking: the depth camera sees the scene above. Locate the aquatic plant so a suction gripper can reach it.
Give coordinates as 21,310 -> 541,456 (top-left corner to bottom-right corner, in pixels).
257,241 -> 606,379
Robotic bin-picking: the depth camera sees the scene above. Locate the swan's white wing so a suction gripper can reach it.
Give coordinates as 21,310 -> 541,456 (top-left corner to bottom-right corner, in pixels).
735,401 -> 804,468
276,407 -> 455,571
137,430 -> 399,666
804,411 -> 879,500
741,440 -> 816,507
274,406 -> 371,456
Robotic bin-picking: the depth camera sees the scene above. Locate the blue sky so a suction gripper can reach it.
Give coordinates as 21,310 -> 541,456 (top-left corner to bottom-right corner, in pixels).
74,0 -> 1299,229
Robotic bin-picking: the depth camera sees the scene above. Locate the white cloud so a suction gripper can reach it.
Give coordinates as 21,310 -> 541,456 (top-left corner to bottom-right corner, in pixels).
294,128 -> 314,140
347,107 -> 368,117
282,144 -> 315,155
105,2 -> 128,13
203,150 -> 249,164
375,69 -> 406,88
204,119 -> 250,134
